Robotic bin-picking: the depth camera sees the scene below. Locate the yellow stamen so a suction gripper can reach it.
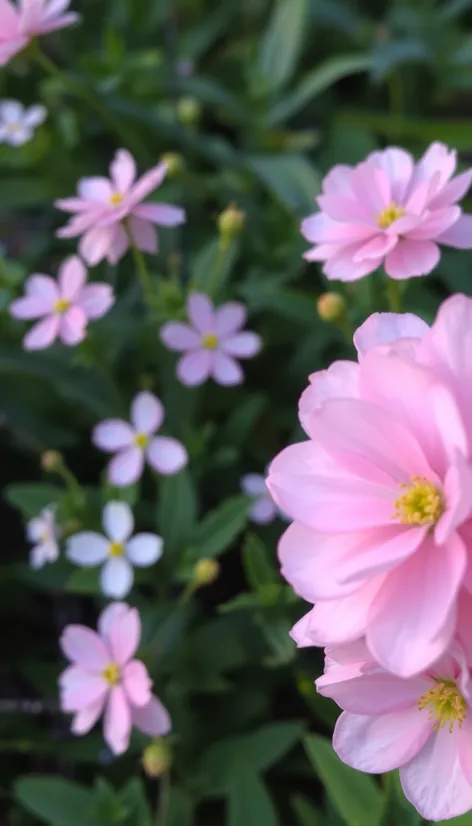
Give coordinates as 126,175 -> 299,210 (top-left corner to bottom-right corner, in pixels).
54,298 -> 71,314
109,192 -> 124,207
418,679 -> 467,733
392,476 -> 444,526
102,662 -> 120,686
135,433 -> 149,449
376,202 -> 405,229
7,122 -> 21,134
108,541 -> 124,557
202,333 -> 218,350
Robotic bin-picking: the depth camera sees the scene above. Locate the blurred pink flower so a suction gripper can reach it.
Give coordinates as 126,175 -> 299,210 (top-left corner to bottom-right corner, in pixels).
59,602 -> 171,755
93,390 -> 188,487
316,603 -> 472,822
160,293 -> 261,386
0,0 -> 79,66
302,143 -> 472,281
27,506 -> 60,569
55,149 -> 185,266
10,255 -> 114,350
241,473 -> 277,524
268,296 -> 472,678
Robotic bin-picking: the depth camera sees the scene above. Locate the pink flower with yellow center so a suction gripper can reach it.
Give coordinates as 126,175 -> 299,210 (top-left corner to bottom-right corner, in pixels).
0,0 -> 79,67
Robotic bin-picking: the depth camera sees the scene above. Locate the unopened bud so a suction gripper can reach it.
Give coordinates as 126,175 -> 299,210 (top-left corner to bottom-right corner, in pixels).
193,558 -> 220,587
41,450 -> 62,472
176,97 -> 201,127
317,292 -> 346,323
161,152 -> 185,178
142,740 -> 172,777
218,204 -> 245,246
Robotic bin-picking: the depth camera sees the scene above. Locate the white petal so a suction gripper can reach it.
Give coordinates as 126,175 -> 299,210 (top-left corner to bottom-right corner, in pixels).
126,533 -> 163,567
66,532 -> 109,566
27,516 -> 47,542
100,557 -> 134,598
23,104 -> 47,127
130,391 -> 164,435
102,501 -> 134,542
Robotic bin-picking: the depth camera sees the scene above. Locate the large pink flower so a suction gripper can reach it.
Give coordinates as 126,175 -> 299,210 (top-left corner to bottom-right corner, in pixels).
55,149 -> 185,266
267,295 -> 472,678
316,597 -> 472,821
160,293 -> 262,386
93,390 -> 188,487
302,143 -> 472,281
0,0 -> 78,67
9,255 -> 114,350
59,602 -> 171,755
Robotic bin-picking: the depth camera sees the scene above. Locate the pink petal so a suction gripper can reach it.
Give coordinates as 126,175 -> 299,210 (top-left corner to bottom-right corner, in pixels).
107,223 -> 129,265
368,147 -> 414,203
350,162 -> 392,215
60,665 -> 108,712
25,273 -> 59,303
401,726 -> 472,821
407,206 -> 460,241
177,349 -> 213,386
147,436 -> 188,475
299,362 -> 359,437
212,352 -> 244,385
301,212 -> 375,245
55,197 -> 91,213
56,211 -> 101,239
458,716 -> 472,786
160,322 -> 201,351
122,660 -> 152,707
60,625 -> 109,669
317,194 -> 369,223
59,306 -> 87,346
79,225 -> 119,267
221,332 -> 261,358
322,164 -> 353,195
250,496 -> 277,524
108,447 -> 145,487
98,602 -> 129,640
78,176 -> 113,203
58,256 -> 86,300
128,215 -> 158,254
352,233 -> 397,263
24,315 -> 60,350
404,178 -> 432,215
241,473 -> 267,496
130,391 -> 163,435
354,312 -> 429,357
323,243 -> 383,282
0,0 -> 20,30
77,284 -> 114,320
132,695 -> 172,736
92,419 -> 134,452
318,669 -> 428,716
385,239 -> 440,279
10,296 -> 50,319
437,449 -> 472,543
128,163 -> 168,206
367,534 -> 466,677
430,168 -> 472,209
187,293 -> 215,333
214,302 -> 246,336
133,202 -> 185,226
110,149 -> 136,193
436,213 -> 472,248
107,605 -> 140,665
334,709 -> 432,774
413,141 -> 457,194
103,686 -> 132,755
71,697 -> 105,735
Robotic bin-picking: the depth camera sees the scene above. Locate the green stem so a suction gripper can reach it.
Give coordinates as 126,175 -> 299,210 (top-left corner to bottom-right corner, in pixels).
178,581 -> 197,605
156,772 -> 170,826
129,236 -> 153,304
207,241 -> 229,296
387,279 -> 402,313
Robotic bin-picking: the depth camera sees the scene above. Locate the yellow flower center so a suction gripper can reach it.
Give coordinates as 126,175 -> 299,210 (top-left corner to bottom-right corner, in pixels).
7,122 -> 21,134
418,679 -> 467,732
109,192 -> 124,207
108,541 -> 124,557
392,476 -> 444,526
376,202 -> 405,229
54,298 -> 71,314
135,432 -> 149,449
202,333 -> 218,350
102,662 -> 120,686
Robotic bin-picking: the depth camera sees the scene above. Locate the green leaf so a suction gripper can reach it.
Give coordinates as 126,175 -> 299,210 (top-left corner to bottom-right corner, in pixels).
440,814 -> 472,825
157,469 -> 198,559
245,722 -> 304,768
167,788 -> 194,826
66,567 -> 101,595
259,0 -> 309,92
190,238 -> 240,293
6,483 -> 64,518
243,533 -> 278,591
304,735 -> 384,826
192,495 -> 251,559
228,769 -> 278,826
292,794 -> 325,826
15,776 -> 99,826
119,779 -> 152,826
247,154 -> 321,214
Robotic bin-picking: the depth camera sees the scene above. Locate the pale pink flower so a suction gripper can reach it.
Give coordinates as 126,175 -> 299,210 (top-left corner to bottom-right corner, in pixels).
9,256 -> 114,350
59,602 -> 171,755
302,143 -> 472,281
55,149 -> 185,266
267,296 -> 472,678
241,473 -> 278,524
0,0 -> 78,67
316,598 -> 472,822
160,293 -> 262,386
0,100 -> 46,146
27,506 -> 60,569
93,391 -> 188,487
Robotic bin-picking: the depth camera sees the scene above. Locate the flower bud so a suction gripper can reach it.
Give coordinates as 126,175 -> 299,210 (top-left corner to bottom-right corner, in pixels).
161,152 -> 185,178
193,558 -> 220,587
41,450 -> 63,472
142,740 -> 172,777
317,292 -> 346,324
218,204 -> 245,246
176,97 -> 201,127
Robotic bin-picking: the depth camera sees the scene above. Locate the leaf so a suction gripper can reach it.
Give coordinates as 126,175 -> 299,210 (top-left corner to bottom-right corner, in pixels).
268,54 -> 371,124
228,769 -> 278,826
292,794 -> 325,826
119,779 -> 152,826
245,722 -> 304,768
157,469 -> 198,559
440,813 -> 472,825
243,533 -> 278,591
247,154 -> 321,214
6,483 -> 64,518
167,788 -> 194,826
304,735 -> 384,826
15,776 -> 99,826
66,567 -> 101,595
192,495 -> 251,559
190,238 -> 240,293
369,40 -> 429,82
259,0 -> 309,92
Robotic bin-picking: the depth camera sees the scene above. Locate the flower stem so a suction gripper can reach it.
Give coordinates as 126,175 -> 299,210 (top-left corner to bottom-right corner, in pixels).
206,240 -> 230,297
387,279 -> 402,313
156,771 -> 170,826
129,238 -> 153,305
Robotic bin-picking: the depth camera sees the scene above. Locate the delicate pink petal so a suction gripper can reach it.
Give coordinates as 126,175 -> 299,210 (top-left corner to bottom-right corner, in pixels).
299,362 -> 359,436
107,224 -> 129,264
133,202 -> 185,226
103,501 -> 133,543
187,293 -> 215,333
132,695 -> 172,736
98,602 -> 129,641
250,496 -> 277,524
177,349 -> 213,386
107,605 -> 141,666
214,302 -> 246,336
147,436 -> 188,475
24,315 -> 60,350
108,447 -> 145,486
301,212 -> 375,245
221,332 -> 261,358
25,273 -> 58,303
407,206 -> 460,240
77,177 -> 113,203
71,697 -> 105,735
110,149 -> 136,194
437,449 -> 472,543
318,669 -> 428,715
430,169 -> 472,208
122,660 -> 152,707
128,163 -> 167,205
130,391 -> 163,435
353,234 -> 397,263
93,419 -> 134,452
59,307 -> 87,346
128,215 -> 158,254
55,197 -> 91,213
385,239 -> 440,279
79,225 -> 118,267
56,211 -> 102,239
436,214 -> 472,248
160,322 -> 200,351
212,352 -> 244,385
368,147 -> 414,203
350,162 -> 392,215
323,244 -> 383,282
60,665 -> 108,712
60,626 -> 109,669
104,686 -> 132,755
58,256 -> 86,300
77,284 -> 114,320
10,296 -> 50,320
354,312 -> 429,357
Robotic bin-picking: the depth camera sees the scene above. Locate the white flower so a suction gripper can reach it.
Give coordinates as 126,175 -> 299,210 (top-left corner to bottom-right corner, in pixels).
27,506 -> 60,569
66,501 -> 163,598
0,101 -> 47,146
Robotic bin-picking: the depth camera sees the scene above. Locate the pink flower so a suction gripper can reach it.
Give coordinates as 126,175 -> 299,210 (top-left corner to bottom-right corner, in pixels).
160,293 -> 262,386
316,602 -> 472,822
0,0 -> 78,67
267,296 -> 472,678
93,390 -> 188,487
59,602 -> 171,755
302,143 -> 472,281
9,255 -> 114,350
55,149 -> 185,266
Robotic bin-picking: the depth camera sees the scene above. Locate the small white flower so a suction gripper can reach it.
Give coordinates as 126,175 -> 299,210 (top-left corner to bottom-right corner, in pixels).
0,100 -> 47,147
27,506 -> 60,569
66,501 -> 163,598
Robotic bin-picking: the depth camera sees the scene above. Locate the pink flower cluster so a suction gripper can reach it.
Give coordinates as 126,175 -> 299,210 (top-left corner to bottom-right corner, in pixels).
268,294 -> 472,819
0,0 -> 79,66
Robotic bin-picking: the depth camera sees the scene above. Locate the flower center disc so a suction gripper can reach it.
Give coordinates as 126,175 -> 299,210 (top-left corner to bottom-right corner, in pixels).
108,541 -> 124,557
202,333 -> 218,350
393,476 -> 444,526
54,298 -> 71,314
102,662 -> 120,686
109,192 -> 124,207
376,202 -> 405,229
135,432 -> 149,449
418,679 -> 467,732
